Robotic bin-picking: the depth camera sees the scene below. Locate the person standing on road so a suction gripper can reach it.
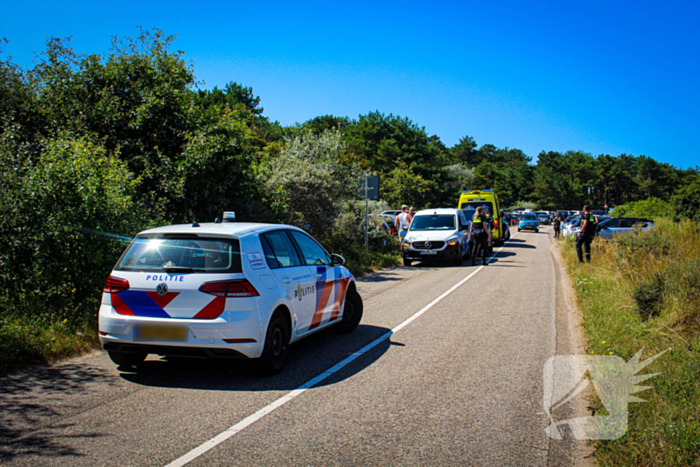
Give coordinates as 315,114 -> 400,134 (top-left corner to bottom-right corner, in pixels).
576,205 -> 598,263
553,214 -> 562,238
395,205 -> 412,242
469,207 -> 491,266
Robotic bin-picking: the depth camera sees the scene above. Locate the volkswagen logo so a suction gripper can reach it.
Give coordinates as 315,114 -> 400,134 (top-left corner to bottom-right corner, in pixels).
156,283 -> 168,296
424,241 -> 432,249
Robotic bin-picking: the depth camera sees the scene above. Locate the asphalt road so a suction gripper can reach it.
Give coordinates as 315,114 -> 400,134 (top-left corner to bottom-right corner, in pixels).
0,226 -> 589,466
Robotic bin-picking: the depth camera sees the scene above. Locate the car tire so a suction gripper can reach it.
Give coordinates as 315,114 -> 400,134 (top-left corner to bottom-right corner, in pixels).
108,350 -> 147,367
518,228 -> 521,232
258,310 -> 290,375
403,257 -> 412,267
535,229 -> 539,233
335,287 -> 363,334
453,246 -> 463,266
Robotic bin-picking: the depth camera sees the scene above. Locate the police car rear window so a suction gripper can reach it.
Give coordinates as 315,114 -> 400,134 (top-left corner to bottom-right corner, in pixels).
115,237 -> 242,273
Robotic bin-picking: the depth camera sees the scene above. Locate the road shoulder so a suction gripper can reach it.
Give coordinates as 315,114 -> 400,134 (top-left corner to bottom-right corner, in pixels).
548,241 -> 595,466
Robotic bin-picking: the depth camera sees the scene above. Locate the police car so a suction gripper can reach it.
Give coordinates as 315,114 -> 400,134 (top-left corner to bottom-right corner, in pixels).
99,213 -> 363,374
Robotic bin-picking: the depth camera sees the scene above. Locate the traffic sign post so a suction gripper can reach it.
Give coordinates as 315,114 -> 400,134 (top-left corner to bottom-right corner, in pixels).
358,175 -> 380,251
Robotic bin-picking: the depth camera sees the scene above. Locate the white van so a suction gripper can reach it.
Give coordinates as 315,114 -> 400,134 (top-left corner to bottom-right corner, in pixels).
400,208 -> 470,267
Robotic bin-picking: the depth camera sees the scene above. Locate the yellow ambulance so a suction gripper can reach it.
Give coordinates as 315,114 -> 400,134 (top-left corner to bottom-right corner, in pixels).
457,190 -> 504,248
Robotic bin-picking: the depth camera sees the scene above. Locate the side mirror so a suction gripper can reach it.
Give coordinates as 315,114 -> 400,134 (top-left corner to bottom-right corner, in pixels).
331,254 -> 345,266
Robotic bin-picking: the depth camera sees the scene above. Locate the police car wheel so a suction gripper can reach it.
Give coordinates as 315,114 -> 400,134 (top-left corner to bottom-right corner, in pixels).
335,287 -> 363,334
259,310 -> 289,375
108,350 -> 146,367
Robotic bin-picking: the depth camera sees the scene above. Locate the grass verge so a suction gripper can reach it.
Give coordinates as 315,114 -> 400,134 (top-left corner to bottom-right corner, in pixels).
0,309 -> 100,376
560,218 -> 700,466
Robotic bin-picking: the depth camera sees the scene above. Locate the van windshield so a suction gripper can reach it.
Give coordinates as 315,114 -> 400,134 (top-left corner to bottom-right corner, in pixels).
116,236 -> 242,273
411,215 -> 456,231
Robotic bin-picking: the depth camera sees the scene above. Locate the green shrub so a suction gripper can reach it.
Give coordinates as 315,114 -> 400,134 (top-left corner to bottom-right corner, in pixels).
612,197 -> 675,219
632,272 -> 666,319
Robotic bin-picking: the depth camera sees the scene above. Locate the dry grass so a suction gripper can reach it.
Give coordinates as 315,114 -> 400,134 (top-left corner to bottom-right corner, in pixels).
561,218 -> 700,466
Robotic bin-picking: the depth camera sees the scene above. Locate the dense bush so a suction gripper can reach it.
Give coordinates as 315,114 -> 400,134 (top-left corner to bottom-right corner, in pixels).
632,271 -> 666,319
612,197 -> 675,219
0,134 -> 142,315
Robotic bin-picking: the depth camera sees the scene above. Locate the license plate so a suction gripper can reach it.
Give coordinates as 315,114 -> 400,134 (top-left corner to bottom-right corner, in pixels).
135,323 -> 188,342
524,225 -> 533,229
420,249 -> 438,255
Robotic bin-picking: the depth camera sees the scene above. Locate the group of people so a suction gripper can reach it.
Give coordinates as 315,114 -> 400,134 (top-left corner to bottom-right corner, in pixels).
394,203 -> 599,265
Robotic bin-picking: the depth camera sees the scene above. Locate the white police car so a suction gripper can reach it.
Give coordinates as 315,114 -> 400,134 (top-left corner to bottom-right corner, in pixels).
99,214 -> 362,374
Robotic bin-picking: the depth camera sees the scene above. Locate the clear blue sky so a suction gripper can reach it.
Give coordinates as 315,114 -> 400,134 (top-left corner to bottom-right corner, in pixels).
1,0 -> 698,168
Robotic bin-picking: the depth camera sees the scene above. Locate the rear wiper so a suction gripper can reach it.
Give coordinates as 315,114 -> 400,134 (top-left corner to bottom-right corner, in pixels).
162,265 -> 203,273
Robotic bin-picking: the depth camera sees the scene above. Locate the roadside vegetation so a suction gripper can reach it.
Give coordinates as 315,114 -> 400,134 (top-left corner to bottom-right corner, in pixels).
561,219 -> 700,466
1,28 -> 699,375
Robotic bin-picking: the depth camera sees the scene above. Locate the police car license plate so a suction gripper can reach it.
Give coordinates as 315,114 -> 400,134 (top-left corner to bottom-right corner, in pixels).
420,249 -> 438,255
135,323 -> 188,342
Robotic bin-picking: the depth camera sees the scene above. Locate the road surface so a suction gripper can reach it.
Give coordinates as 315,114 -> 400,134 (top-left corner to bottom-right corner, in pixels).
0,226 -> 589,466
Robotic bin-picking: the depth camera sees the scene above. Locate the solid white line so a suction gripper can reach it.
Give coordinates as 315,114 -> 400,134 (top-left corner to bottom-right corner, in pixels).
165,233 -> 518,467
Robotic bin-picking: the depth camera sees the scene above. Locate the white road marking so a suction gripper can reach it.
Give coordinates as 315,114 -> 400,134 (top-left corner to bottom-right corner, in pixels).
165,234 -> 519,467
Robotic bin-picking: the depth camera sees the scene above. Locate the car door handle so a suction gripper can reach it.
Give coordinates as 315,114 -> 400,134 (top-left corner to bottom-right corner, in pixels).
281,277 -> 291,283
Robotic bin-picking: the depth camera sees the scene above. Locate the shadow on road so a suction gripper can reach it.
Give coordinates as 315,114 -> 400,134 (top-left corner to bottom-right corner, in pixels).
0,365 -> 115,462
504,242 -> 536,249
118,323 -> 393,392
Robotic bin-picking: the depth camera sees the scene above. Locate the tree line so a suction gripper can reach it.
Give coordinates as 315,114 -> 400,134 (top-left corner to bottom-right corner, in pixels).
1,29 -> 699,320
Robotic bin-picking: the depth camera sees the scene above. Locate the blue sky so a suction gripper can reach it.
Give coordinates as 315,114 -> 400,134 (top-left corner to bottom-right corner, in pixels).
1,0 -> 698,168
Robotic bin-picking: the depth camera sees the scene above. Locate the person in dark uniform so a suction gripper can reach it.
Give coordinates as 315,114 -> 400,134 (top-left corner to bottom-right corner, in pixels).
469,206 -> 491,266
576,205 -> 598,263
553,214 -> 561,238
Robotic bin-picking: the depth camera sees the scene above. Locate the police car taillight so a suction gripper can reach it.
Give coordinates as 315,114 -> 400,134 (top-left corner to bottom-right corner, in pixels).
103,276 -> 130,293
199,279 -> 260,298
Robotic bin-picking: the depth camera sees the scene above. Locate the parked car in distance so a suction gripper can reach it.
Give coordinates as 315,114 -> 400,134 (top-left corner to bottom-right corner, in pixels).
596,218 -> 654,239
518,213 -> 540,233
381,210 -> 402,218
536,212 -> 550,225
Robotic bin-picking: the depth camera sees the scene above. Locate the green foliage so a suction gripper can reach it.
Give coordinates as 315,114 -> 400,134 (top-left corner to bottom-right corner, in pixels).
508,200 -> 536,210
673,176 -> 700,222
632,272 -> 666,319
381,159 -> 434,209
0,134 -> 142,314
32,29 -> 197,218
471,147 -> 532,207
612,197 -> 675,219
259,129 -> 359,236
442,163 -> 475,194
176,107 -> 268,224
344,111 -> 449,177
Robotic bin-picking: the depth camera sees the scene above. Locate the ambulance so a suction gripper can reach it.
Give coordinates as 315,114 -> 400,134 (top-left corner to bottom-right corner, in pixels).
99,213 -> 362,374
457,189 -> 504,249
